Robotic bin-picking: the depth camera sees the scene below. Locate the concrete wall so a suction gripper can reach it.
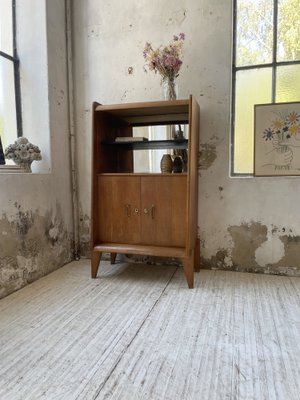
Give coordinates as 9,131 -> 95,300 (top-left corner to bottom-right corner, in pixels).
0,0 -> 74,299
73,0 -> 300,277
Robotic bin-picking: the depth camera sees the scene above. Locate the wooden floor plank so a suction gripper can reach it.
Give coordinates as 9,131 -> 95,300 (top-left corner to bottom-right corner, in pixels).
0,261 -> 176,400
0,261 -> 300,400
97,270 -> 300,400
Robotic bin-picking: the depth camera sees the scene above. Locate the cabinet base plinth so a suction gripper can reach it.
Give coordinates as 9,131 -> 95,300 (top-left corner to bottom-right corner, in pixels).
93,243 -> 186,258
92,243 -> 198,288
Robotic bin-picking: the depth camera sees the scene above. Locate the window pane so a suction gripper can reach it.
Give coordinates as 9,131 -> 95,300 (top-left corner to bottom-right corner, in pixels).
234,68 -> 272,173
0,0 -> 13,56
276,65 -> 300,102
0,57 -> 17,149
277,0 -> 300,62
236,0 -> 273,67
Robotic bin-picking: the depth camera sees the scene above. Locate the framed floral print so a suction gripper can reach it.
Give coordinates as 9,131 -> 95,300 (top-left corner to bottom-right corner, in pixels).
254,102 -> 300,176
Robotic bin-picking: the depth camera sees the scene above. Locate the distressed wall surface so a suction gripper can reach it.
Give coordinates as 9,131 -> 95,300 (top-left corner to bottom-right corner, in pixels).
0,0 -> 74,299
73,0 -> 300,276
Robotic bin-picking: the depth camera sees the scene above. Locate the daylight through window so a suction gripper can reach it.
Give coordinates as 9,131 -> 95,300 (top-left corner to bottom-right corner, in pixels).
232,0 -> 300,174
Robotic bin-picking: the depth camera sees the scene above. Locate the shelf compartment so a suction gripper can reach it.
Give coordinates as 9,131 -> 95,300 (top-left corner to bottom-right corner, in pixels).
95,99 -> 190,126
97,172 -> 188,177
102,139 -> 188,150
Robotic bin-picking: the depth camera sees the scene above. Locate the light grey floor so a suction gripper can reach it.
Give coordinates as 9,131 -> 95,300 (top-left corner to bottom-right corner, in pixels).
0,260 -> 300,400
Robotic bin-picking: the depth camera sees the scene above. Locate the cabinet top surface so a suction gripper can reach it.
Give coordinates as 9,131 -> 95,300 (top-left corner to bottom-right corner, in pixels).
95,98 -> 190,112
93,97 -> 196,125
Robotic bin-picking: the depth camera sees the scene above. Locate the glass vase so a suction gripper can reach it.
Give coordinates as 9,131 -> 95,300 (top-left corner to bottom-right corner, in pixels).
162,77 -> 178,100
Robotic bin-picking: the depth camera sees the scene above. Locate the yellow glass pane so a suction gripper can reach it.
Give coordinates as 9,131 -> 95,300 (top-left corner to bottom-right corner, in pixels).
276,65 -> 300,102
234,68 -> 272,173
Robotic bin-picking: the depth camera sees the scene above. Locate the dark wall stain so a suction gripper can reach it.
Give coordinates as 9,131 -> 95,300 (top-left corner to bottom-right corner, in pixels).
79,210 -> 91,258
200,248 -> 229,270
198,143 -> 217,170
0,203 -> 73,299
268,234 -> 300,272
200,223 -> 300,277
228,222 -> 268,269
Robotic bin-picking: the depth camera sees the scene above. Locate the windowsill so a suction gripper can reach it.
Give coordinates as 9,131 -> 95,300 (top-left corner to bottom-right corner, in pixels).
0,165 -> 27,174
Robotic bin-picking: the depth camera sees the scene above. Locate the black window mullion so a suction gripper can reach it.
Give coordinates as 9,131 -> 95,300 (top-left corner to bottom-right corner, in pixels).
231,0 -> 238,174
12,0 -> 22,137
272,0 -> 279,102
0,50 -> 16,62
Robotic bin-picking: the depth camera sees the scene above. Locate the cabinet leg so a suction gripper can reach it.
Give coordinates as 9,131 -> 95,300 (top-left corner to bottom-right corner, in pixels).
183,254 -> 194,289
194,238 -> 201,272
91,251 -> 102,278
110,253 -> 117,264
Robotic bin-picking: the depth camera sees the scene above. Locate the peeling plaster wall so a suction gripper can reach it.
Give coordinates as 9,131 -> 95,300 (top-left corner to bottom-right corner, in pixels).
0,0 -> 74,298
73,0 -> 300,277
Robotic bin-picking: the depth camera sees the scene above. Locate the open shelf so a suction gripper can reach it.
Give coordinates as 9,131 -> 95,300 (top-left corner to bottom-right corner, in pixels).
102,139 -> 188,150
95,99 -> 190,126
97,172 -> 188,177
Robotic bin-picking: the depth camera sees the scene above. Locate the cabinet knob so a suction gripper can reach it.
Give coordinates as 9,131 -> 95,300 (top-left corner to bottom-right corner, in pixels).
151,205 -> 155,219
143,205 -> 155,219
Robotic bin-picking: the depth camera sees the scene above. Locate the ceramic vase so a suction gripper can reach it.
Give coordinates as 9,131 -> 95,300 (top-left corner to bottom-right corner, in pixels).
160,154 -> 173,173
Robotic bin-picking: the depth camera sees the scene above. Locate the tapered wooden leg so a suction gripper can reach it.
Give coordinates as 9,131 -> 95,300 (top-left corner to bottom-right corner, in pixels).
110,253 -> 117,264
91,251 -> 102,278
194,238 -> 200,272
183,254 -> 194,289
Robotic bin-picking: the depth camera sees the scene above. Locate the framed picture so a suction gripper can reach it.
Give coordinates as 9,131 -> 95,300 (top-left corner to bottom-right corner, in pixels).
254,102 -> 300,176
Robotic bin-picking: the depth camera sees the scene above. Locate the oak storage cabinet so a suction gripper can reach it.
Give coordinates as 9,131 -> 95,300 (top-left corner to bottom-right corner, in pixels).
91,95 -> 200,288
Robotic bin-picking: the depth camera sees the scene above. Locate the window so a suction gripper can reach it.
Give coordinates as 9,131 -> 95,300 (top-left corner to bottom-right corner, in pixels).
0,0 -> 22,164
232,0 -> 300,174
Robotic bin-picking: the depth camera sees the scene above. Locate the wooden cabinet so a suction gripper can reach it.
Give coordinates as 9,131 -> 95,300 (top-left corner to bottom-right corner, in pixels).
91,96 -> 200,288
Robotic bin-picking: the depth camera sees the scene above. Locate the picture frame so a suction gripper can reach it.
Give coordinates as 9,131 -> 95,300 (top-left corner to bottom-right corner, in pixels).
254,102 -> 300,176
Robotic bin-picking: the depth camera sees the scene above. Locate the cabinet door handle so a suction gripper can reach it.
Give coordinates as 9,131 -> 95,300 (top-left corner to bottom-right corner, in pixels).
151,205 -> 155,219
125,204 -> 131,217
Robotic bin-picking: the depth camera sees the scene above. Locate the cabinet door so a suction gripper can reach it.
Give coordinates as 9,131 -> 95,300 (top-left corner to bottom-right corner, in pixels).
141,176 -> 187,247
97,176 -> 140,244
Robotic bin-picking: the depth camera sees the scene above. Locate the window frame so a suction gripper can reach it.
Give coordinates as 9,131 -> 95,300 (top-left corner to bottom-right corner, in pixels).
231,0 -> 300,176
0,0 -> 22,140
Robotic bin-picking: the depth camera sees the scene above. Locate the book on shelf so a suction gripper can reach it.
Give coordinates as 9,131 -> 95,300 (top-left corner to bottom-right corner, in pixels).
114,136 -> 148,142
